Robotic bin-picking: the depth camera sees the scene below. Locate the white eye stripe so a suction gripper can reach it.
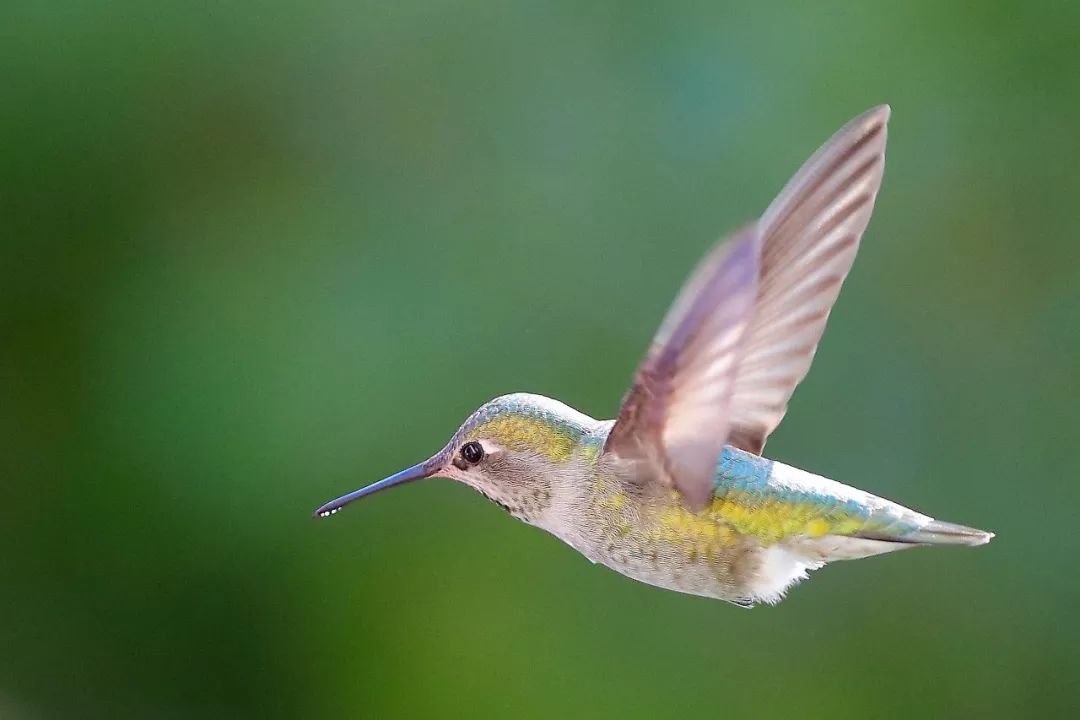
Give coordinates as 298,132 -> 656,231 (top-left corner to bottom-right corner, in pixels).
478,440 -> 504,455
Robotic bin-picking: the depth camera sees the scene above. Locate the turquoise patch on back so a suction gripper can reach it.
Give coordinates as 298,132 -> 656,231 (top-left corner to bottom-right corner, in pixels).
715,446 -> 773,493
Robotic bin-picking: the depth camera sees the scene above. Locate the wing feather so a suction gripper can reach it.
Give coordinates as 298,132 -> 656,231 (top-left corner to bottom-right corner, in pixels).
728,105 -> 890,454
603,227 -> 761,508
602,106 -> 891,508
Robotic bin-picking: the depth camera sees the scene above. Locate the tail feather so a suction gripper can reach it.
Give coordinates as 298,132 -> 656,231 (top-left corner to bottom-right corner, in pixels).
859,519 -> 994,547
774,518 -> 994,591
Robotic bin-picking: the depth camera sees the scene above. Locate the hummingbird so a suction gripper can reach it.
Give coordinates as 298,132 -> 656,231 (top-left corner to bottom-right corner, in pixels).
315,105 -> 993,607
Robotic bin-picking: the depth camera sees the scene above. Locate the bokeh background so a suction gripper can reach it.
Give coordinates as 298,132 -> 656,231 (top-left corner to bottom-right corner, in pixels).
3,2 -> 1079,718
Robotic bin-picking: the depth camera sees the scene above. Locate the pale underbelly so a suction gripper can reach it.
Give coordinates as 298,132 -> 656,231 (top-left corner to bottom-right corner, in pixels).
582,531 -> 758,603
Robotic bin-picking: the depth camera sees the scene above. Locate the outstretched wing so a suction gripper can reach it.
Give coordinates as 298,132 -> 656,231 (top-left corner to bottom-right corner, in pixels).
602,107 -> 890,507
603,226 -> 761,509
726,105 -> 890,454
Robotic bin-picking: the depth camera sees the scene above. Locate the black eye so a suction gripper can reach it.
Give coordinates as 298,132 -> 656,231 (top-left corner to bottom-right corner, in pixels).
461,441 -> 484,464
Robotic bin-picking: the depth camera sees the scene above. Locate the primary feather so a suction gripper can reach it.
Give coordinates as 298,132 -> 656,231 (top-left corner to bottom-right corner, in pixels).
727,105 -> 890,454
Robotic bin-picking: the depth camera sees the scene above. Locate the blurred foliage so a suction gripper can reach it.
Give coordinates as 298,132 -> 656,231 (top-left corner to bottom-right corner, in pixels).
2,1 -> 1079,718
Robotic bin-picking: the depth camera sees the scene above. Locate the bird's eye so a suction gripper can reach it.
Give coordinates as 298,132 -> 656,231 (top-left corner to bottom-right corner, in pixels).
461,441 -> 484,464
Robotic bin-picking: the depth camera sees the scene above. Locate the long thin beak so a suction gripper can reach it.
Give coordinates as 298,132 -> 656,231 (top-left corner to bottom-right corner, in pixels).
313,459 -> 437,518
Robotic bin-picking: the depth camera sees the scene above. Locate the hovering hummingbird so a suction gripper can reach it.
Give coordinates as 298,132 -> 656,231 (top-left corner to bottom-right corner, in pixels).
315,105 -> 993,606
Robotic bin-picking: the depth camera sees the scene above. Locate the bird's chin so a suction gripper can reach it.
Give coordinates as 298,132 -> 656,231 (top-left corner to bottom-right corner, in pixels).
433,465 -> 469,485
440,467 -> 497,500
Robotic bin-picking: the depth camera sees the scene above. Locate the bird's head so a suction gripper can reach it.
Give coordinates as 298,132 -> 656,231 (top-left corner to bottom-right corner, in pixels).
314,393 -> 602,520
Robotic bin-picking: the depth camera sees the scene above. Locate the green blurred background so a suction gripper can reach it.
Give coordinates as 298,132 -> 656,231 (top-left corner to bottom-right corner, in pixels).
3,2 -> 1078,718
